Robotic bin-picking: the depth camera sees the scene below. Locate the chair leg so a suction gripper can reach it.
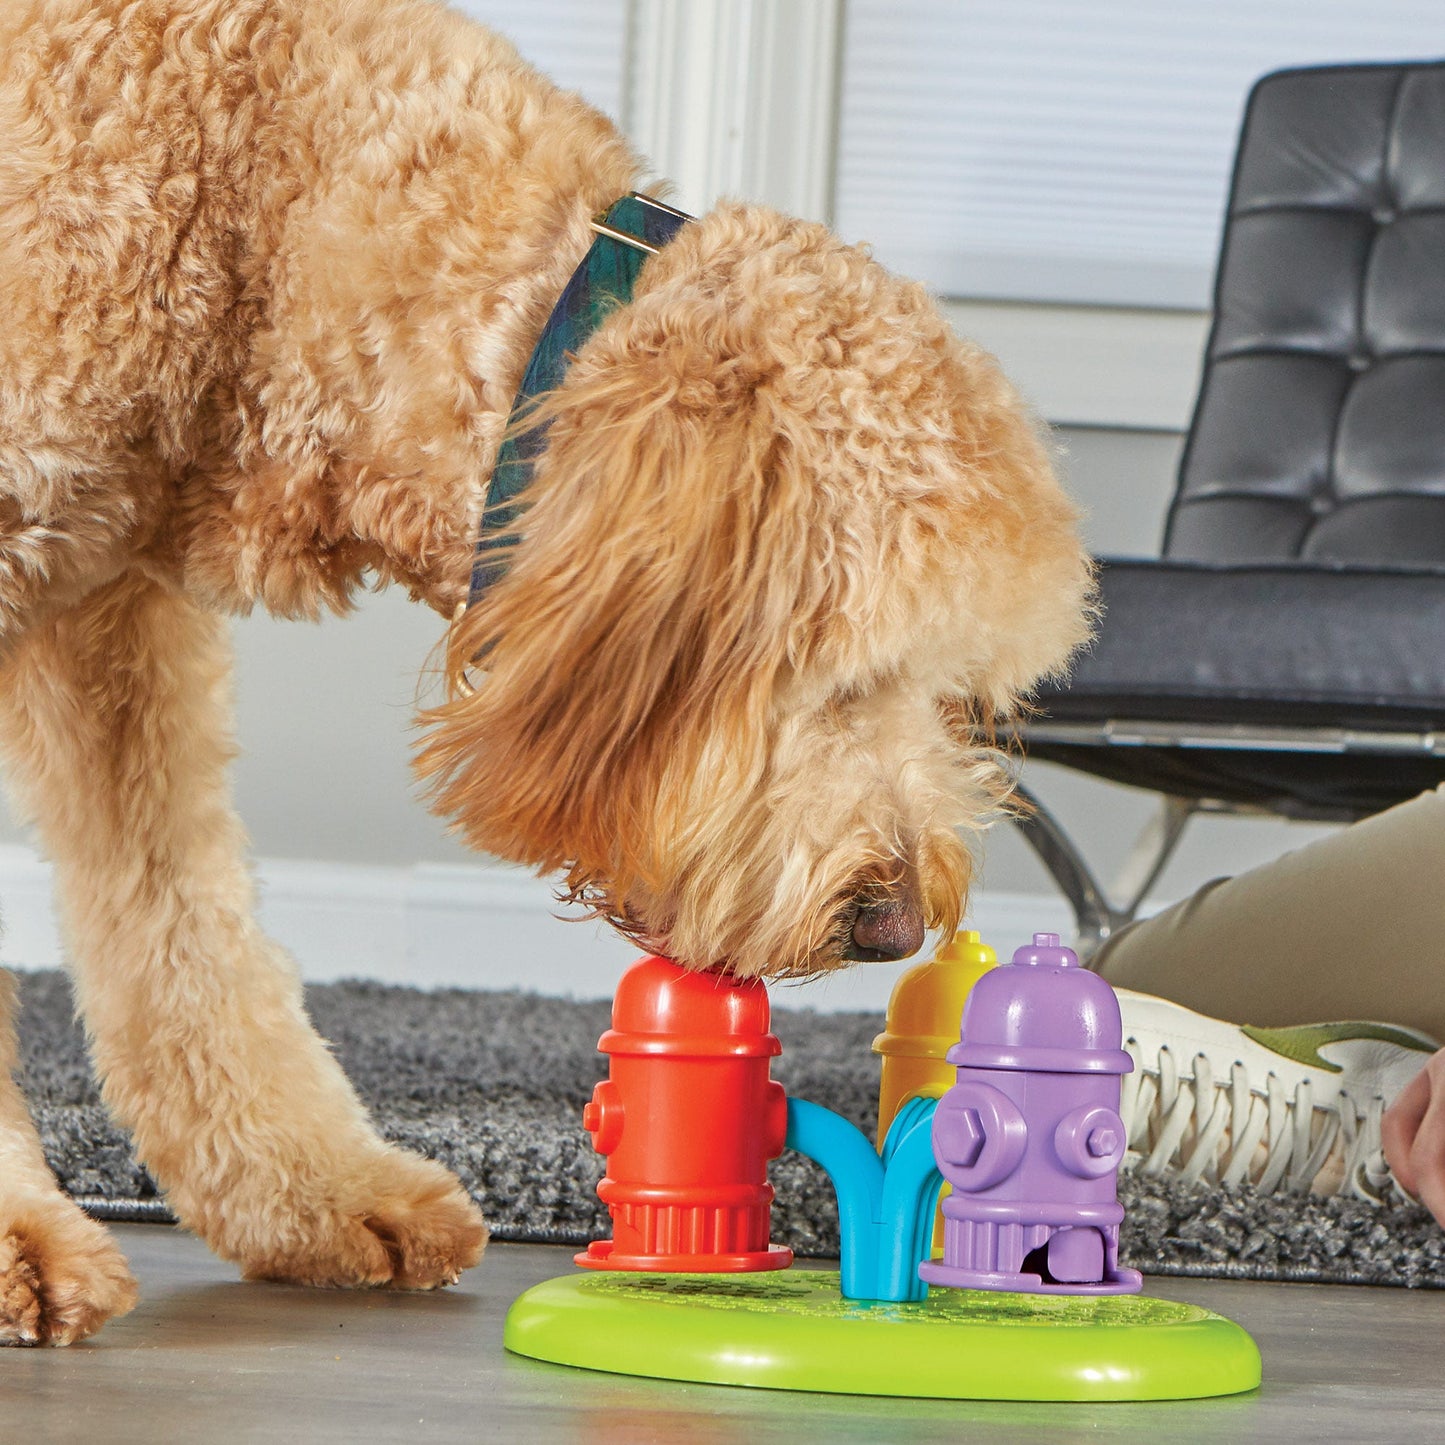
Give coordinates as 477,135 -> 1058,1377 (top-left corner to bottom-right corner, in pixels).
1009,783 -> 1195,965
1113,795 -> 1195,920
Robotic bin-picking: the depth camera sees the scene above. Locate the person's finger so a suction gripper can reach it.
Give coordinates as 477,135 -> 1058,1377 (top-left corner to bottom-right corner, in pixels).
1407,1061 -> 1445,1228
1383,1062 -> 1433,1198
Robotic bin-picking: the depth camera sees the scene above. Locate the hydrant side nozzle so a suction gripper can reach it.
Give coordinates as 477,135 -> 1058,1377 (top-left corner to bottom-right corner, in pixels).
583,1079 -> 624,1155
764,1079 -> 789,1159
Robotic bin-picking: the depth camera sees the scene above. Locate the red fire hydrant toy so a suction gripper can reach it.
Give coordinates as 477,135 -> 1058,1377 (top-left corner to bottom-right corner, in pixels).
575,955 -> 793,1272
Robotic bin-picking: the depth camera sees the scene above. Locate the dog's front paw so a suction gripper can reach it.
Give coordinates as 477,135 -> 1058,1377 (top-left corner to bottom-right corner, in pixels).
0,1197 -> 138,1346
234,1149 -> 488,1291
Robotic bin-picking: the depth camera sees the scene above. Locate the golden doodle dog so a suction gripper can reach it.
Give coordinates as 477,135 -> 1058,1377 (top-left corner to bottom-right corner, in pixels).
0,0 -> 1092,1343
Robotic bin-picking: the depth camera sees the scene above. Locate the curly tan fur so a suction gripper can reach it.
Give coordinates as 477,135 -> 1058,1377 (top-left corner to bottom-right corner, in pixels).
419,205 -> 1090,976
0,0 -> 1092,1342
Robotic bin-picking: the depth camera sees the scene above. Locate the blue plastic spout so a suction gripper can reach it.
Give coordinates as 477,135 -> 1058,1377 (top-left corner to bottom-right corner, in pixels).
785,1095 -> 942,1303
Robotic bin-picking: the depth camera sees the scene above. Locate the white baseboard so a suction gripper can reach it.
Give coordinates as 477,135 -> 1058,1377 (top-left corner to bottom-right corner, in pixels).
0,845 -> 1087,1014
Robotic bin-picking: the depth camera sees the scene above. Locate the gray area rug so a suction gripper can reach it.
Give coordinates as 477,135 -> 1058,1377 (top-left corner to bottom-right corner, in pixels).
14,969 -> 1445,1288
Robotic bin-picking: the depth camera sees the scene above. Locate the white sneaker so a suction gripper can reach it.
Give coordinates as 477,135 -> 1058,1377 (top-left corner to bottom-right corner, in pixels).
1116,989 -> 1439,1202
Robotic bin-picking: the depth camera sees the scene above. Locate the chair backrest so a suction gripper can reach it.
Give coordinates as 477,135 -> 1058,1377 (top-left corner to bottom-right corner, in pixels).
1165,61 -> 1445,567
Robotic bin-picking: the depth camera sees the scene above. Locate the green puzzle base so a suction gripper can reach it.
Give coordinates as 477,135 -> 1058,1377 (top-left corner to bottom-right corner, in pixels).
505,1269 -> 1262,1401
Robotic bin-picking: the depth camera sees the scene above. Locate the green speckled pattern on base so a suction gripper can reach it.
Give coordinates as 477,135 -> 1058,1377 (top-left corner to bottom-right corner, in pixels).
504,1270 -> 1262,1401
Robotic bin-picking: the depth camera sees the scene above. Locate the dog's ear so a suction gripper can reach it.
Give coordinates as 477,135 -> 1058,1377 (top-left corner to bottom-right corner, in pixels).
415,327 -> 808,894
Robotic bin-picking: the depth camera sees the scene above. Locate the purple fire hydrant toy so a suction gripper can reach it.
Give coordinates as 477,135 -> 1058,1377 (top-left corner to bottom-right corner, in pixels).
918,933 -> 1143,1295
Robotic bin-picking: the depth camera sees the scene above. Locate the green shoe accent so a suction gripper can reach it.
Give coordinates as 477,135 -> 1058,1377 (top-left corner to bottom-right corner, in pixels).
505,1269 -> 1262,1401
1239,1021 -> 1435,1074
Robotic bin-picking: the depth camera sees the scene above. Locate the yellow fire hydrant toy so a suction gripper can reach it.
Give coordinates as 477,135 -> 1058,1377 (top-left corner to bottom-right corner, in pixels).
873,929 -> 1000,1141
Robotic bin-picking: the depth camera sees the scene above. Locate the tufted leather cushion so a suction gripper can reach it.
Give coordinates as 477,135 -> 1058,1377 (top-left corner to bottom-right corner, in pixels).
1044,561 -> 1445,733
1027,560 -> 1445,816
1167,62 -> 1445,567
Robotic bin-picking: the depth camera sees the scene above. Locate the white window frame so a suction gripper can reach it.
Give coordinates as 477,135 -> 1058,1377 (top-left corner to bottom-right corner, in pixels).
623,1 -> 1204,433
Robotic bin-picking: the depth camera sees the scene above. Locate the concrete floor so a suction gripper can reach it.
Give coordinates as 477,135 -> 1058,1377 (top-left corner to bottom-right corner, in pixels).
1,1224 -> 1441,1443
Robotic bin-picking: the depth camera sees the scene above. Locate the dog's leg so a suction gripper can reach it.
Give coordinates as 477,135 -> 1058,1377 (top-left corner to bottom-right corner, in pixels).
0,969 -> 139,1344
0,573 -> 487,1289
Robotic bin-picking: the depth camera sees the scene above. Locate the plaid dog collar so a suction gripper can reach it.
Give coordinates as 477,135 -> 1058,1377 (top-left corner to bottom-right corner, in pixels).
467,193 -> 693,606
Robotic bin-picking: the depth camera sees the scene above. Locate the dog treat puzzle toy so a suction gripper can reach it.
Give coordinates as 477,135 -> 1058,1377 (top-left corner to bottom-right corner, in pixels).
505,934 -> 1262,1401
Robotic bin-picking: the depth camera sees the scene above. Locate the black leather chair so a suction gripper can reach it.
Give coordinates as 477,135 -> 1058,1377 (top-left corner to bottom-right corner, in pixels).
1016,60 -> 1445,959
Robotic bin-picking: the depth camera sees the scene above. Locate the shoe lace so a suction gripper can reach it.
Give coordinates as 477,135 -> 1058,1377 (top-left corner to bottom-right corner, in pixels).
1118,1040 -> 1399,1201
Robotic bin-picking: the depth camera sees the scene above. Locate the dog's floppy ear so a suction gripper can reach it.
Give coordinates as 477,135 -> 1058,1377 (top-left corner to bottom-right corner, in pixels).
416,325 -> 809,895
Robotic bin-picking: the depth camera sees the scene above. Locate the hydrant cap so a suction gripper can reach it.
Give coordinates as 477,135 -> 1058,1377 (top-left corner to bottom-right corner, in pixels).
947,938 -> 1132,1074
599,955 -> 781,1059
1011,932 -> 1079,969
874,929 -> 998,1055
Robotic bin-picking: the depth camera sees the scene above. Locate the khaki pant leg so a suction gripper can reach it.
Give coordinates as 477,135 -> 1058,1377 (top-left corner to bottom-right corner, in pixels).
1093,785 -> 1445,1042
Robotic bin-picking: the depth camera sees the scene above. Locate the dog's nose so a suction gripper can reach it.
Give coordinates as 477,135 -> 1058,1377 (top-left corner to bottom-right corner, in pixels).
844,894 -> 926,962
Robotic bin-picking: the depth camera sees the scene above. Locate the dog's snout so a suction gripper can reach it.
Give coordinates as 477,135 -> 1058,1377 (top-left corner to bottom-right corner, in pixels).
843,892 -> 926,963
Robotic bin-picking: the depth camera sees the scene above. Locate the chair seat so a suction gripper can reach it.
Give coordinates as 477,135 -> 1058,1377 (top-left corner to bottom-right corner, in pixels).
1026,559 -> 1445,818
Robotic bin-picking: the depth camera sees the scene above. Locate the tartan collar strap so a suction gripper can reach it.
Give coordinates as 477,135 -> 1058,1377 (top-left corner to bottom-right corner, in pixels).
467,193 -> 693,605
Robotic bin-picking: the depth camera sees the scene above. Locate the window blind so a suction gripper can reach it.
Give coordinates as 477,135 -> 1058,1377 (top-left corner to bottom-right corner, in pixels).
835,1 -> 1445,308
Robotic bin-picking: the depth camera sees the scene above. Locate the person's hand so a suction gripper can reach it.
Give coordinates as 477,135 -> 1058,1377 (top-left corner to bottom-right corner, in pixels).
1382,1047 -> 1445,1227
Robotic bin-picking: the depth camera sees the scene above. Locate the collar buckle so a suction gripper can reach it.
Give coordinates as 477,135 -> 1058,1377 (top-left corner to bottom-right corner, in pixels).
588,193 -> 692,255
